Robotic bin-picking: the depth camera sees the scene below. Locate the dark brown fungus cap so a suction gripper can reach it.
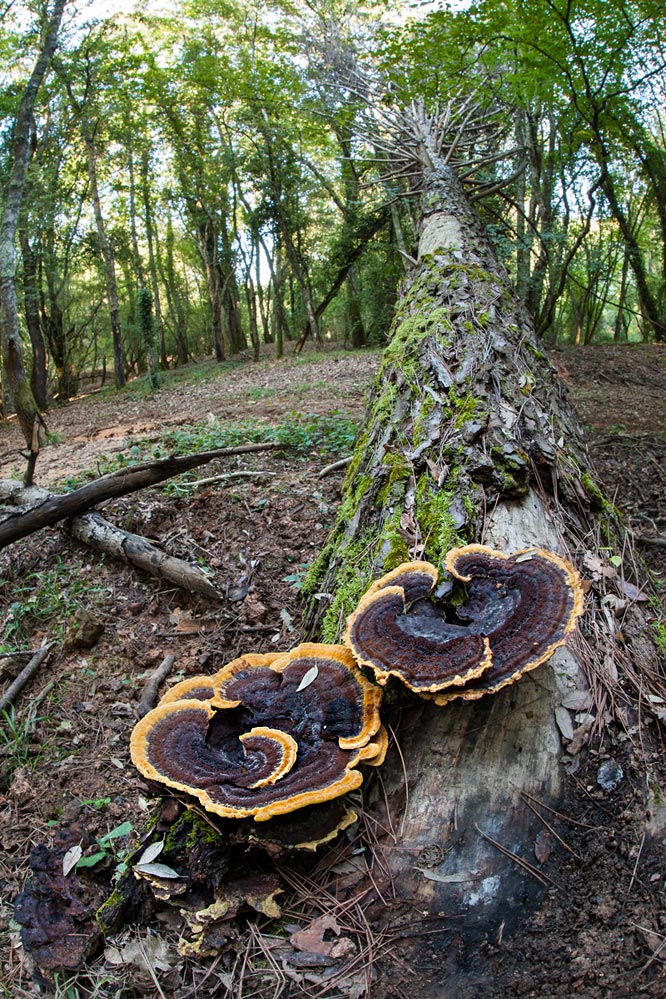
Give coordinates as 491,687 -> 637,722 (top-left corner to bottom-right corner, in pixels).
130,645 -> 382,821
433,545 -> 584,704
344,563 -> 492,693
345,546 -> 583,700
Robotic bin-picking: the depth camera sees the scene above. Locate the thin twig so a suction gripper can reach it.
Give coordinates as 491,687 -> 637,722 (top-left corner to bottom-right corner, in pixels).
0,643 -> 53,713
628,831 -> 646,895
176,470 -> 276,489
136,938 -> 167,999
318,457 -> 352,478
521,793 -> 582,860
627,933 -> 666,986
388,723 -> 409,838
521,789 -> 600,829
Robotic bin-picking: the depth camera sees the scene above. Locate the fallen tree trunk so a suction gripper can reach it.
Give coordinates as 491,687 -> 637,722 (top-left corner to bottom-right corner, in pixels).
0,481 -> 224,601
0,441 -> 277,549
301,107 -> 664,957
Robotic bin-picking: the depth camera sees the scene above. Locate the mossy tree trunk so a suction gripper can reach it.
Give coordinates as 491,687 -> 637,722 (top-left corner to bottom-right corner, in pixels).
302,150 -> 663,957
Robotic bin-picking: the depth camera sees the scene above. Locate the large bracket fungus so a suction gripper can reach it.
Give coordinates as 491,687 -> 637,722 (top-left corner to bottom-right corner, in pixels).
345,545 -> 584,701
130,645 -> 383,821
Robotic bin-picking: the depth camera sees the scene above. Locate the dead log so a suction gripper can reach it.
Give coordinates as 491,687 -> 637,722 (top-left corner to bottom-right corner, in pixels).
67,511 -> 222,601
0,441 -> 277,549
0,484 -> 223,601
136,653 -> 177,717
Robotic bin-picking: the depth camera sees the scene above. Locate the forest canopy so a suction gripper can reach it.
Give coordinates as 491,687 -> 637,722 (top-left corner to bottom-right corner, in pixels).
1,0 -> 666,410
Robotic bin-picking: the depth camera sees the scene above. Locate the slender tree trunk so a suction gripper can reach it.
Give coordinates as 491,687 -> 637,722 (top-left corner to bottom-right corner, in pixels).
346,268 -> 365,347
141,152 -> 167,368
83,130 -> 125,387
19,229 -> 48,409
302,147 -> 662,962
0,0 -> 66,484
163,214 -> 189,366
594,139 -> 666,342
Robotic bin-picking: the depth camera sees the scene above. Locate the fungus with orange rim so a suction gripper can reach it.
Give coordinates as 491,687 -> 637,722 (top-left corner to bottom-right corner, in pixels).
344,545 -> 583,700
130,645 -> 383,822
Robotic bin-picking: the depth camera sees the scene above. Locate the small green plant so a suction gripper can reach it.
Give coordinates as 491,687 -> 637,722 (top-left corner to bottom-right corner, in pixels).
283,563 -> 310,591
81,795 -> 112,811
69,820 -> 134,875
246,386 -> 277,401
1,556 -> 105,650
655,621 -> 666,654
0,705 -> 41,772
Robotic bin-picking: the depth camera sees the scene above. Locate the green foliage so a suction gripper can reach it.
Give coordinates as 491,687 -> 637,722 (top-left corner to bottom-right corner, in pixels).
654,621 -> 666,654
156,411 -> 358,460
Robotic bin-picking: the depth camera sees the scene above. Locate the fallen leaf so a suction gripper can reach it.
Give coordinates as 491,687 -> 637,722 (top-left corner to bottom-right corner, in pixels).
134,861 -> 181,879
137,840 -> 165,866
414,867 -> 478,883
620,580 -> 649,602
280,608 -> 295,632
117,933 -> 174,973
296,666 -> 319,692
62,844 -> 83,877
568,718 -> 594,755
291,914 -> 343,956
560,690 -> 593,711
554,705 -> 574,741
534,829 -> 554,864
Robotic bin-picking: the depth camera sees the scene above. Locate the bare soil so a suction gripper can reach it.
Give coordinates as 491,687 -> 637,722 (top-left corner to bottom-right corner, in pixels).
0,342 -> 665,999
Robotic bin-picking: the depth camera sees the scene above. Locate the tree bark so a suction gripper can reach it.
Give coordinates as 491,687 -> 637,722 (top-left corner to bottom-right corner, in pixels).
302,146 -> 663,954
83,129 -> 125,387
19,228 -> 48,410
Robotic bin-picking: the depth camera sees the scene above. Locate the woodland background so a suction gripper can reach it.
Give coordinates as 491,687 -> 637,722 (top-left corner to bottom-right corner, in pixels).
2,0 -> 666,412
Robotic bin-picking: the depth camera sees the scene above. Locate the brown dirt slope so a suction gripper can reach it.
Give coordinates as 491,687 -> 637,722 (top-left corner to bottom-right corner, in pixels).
0,342 -> 664,999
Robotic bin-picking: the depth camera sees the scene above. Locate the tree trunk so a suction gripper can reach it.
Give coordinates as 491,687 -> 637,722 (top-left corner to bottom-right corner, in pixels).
19,228 -> 48,410
84,130 -> 125,388
141,151 -> 167,368
302,155 -> 662,957
0,0 -> 66,483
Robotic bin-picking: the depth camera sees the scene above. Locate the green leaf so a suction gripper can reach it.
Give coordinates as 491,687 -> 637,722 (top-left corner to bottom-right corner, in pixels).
98,821 -> 133,845
76,850 -> 108,869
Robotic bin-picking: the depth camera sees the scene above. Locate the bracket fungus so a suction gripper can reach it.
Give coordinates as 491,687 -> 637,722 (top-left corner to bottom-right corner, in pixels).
130,645 -> 383,822
345,545 -> 583,701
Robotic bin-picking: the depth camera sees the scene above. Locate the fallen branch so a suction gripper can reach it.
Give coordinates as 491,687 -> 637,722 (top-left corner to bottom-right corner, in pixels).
0,480 -> 223,600
137,653 -> 177,717
0,644 -> 53,713
634,533 -> 666,550
176,470 -> 276,490
67,511 -> 222,601
0,441 -> 277,548
318,457 -> 352,479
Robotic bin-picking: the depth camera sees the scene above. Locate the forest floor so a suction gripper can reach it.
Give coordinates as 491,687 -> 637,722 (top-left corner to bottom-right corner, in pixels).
0,342 -> 665,999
